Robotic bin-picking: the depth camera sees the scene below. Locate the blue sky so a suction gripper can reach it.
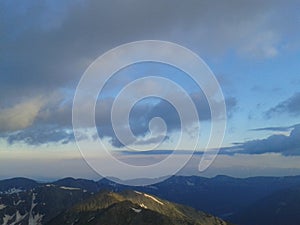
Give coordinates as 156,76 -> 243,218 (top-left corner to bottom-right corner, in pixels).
0,0 -> 300,180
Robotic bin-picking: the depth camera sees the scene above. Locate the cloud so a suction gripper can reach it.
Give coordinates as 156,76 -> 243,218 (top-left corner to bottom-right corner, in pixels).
0,86 -> 235,147
94,93 -> 236,148
1,126 -> 74,145
238,30 -> 279,58
228,124 -> 300,156
266,92 -> 300,117
1,0 -> 299,98
0,59 -> 237,146
0,97 -> 45,132
0,90 -> 71,131
0,91 -> 75,145
0,0 -> 298,146
249,125 -> 296,132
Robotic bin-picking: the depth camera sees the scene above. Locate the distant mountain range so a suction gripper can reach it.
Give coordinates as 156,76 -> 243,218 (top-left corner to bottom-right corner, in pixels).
1,175 -> 300,225
229,186 -> 300,225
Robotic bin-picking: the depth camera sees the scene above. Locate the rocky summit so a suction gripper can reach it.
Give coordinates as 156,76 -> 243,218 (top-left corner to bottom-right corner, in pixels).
46,190 -> 231,225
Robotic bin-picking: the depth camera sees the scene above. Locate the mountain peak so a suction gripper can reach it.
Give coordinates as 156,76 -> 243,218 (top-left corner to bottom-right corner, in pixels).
46,190 -> 230,225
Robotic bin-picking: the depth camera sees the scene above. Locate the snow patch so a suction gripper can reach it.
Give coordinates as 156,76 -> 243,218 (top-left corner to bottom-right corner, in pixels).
87,216 -> 95,222
186,181 -> 194,186
134,191 -> 142,195
143,194 -> 164,205
0,204 -> 6,210
28,213 -> 43,225
2,188 -> 24,194
139,203 -> 148,209
14,199 -> 25,206
28,193 -> 44,225
109,182 -> 116,187
15,211 -> 28,224
59,186 -> 81,191
131,207 -> 142,213
148,185 -> 158,190
2,214 -> 13,225
1,211 -> 28,225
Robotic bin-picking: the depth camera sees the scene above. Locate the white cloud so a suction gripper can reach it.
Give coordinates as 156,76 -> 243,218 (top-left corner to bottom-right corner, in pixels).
238,30 -> 279,58
0,97 -> 45,132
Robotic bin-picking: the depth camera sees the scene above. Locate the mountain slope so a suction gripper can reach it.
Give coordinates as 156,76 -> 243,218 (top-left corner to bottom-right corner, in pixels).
0,177 -> 38,193
229,186 -> 300,225
52,177 -> 99,192
2,175 -> 300,224
0,184 -> 92,225
46,190 -> 231,225
132,175 -> 300,218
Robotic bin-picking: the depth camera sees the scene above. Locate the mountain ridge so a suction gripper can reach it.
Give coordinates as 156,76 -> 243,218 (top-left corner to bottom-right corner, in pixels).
2,175 -> 300,224
46,190 -> 231,225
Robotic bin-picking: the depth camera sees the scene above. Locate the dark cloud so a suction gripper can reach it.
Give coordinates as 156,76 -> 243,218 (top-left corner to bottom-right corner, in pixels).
0,85 -> 236,146
0,0 -> 297,146
95,94 -> 236,148
228,124 -> 300,156
266,92 -> 300,117
1,0 -> 299,102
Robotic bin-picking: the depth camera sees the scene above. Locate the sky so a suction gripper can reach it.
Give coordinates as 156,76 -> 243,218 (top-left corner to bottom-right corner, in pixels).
1,0 -> 300,181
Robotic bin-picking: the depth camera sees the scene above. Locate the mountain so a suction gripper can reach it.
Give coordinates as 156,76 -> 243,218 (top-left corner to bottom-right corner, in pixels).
2,175 -> 300,224
0,184 -> 92,224
46,190 -> 231,225
0,178 -> 39,193
134,175 -> 300,218
52,177 -> 99,192
229,186 -> 300,225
